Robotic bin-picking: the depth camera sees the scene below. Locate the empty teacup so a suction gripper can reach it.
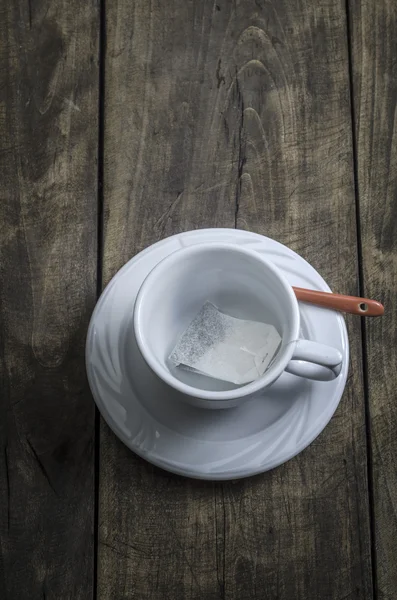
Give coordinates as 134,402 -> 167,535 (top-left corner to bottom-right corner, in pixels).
133,243 -> 343,409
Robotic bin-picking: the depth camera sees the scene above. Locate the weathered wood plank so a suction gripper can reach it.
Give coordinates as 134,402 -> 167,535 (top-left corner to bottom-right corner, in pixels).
0,1 -> 98,597
350,0 -> 397,598
100,1 -> 372,598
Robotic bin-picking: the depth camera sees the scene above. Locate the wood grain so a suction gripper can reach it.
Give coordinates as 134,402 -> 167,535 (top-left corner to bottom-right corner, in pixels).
350,0 -> 397,598
0,0 -> 98,597
100,1 -> 372,598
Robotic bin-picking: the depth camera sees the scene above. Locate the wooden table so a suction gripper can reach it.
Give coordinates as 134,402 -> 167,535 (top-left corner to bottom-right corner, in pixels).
1,1 -> 396,598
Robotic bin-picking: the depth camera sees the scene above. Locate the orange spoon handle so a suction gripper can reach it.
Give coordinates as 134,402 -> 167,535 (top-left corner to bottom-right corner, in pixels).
292,287 -> 384,317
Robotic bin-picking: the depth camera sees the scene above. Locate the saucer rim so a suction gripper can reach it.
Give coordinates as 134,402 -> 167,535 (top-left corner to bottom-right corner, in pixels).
86,228 -> 349,480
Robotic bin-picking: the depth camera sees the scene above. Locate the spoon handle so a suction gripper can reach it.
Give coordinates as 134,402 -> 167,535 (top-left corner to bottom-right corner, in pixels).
292,287 -> 384,317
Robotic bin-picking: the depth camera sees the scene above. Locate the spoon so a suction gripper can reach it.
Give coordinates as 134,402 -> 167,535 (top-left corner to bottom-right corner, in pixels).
292,287 -> 384,316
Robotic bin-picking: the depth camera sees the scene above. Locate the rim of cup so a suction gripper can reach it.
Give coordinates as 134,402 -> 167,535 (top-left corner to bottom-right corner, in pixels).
133,243 -> 300,402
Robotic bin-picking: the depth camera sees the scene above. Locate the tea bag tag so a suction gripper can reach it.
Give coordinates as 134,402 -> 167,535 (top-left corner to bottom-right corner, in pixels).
169,302 -> 281,385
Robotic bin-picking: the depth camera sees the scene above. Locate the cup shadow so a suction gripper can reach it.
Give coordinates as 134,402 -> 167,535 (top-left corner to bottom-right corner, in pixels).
119,318 -> 310,444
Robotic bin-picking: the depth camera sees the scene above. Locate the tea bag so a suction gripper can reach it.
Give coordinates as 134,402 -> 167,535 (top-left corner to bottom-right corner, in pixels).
169,302 -> 281,385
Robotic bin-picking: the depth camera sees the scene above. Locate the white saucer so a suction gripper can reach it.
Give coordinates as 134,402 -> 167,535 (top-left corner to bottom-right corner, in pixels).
86,229 -> 349,480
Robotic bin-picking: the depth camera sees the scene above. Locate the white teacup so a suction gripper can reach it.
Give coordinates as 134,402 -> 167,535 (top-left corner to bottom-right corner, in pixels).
133,243 -> 342,409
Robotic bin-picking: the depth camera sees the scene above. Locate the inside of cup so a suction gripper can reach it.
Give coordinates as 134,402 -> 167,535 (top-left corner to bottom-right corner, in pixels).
137,246 -> 295,392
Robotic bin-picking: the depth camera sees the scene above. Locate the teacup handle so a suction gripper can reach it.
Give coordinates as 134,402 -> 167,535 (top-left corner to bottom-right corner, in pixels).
285,340 -> 343,381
